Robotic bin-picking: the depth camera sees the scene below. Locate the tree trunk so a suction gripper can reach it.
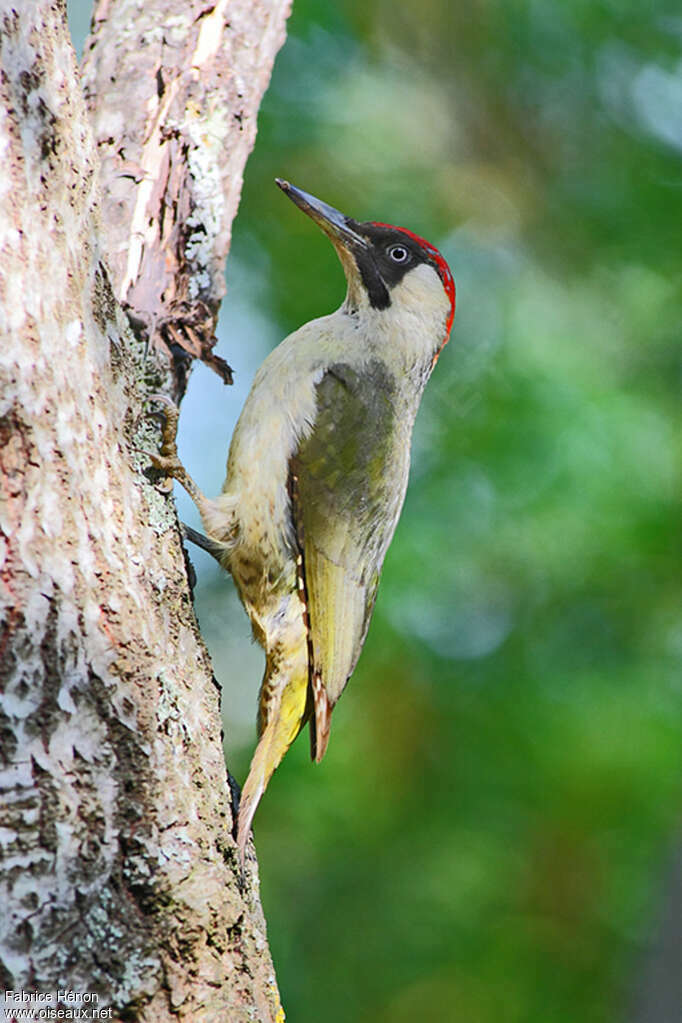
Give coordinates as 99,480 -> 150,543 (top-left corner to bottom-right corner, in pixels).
0,1 -> 289,1020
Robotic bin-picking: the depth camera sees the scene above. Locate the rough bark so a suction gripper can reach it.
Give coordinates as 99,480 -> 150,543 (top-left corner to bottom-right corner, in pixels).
81,0 -> 289,399
0,1 -> 289,1020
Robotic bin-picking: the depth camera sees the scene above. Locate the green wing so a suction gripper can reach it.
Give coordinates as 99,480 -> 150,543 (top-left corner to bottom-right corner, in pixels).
290,360 -> 408,709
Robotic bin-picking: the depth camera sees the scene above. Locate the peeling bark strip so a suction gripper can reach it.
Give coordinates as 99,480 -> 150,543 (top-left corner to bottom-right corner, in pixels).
82,0 -> 291,398
0,2 -> 289,1020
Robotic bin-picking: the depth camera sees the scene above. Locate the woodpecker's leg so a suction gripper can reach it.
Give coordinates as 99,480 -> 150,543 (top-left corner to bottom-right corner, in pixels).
181,522 -> 227,566
147,393 -> 206,508
146,396 -> 235,571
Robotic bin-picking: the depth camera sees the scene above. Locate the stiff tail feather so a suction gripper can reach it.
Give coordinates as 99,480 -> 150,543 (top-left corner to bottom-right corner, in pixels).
236,670 -> 309,872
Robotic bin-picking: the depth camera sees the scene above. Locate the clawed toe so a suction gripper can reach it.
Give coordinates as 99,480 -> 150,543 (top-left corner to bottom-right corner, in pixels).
143,393 -> 206,507
148,393 -> 181,461
148,451 -> 182,475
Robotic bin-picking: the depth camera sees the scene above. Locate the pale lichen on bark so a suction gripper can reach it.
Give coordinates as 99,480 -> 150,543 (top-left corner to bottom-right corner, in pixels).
0,1 -> 290,1020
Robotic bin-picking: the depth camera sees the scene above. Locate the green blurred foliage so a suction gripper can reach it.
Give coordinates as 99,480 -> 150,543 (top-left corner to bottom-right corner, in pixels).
223,2 -> 682,1021
67,0 -> 682,1018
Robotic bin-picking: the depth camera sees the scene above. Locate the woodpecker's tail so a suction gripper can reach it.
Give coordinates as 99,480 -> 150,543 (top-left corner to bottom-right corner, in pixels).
236,667 -> 309,872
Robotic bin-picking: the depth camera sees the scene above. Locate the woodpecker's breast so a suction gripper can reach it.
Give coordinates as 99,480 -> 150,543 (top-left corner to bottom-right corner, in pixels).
214,318 -> 336,583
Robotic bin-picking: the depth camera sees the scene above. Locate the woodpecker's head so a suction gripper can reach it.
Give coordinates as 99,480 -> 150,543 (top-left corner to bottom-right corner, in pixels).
276,179 -> 455,361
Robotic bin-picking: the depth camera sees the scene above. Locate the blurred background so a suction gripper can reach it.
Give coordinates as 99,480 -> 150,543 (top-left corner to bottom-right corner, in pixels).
69,1 -> 682,1019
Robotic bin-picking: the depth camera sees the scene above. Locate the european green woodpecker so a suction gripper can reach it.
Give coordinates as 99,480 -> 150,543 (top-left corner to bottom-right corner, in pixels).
151,180 -> 455,869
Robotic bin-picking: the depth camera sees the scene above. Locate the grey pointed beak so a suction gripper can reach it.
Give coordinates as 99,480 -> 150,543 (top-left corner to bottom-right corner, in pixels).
276,179 -> 368,250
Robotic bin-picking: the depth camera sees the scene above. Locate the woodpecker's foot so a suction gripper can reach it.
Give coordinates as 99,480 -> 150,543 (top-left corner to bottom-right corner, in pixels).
146,394 -> 206,507
147,393 -> 181,468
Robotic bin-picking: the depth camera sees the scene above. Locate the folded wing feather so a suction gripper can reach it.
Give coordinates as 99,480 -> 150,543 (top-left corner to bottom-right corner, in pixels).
289,359 -> 408,758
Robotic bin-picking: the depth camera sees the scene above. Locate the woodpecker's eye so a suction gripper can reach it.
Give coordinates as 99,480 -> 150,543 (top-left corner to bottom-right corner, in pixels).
388,244 -> 410,264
